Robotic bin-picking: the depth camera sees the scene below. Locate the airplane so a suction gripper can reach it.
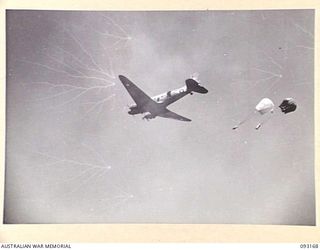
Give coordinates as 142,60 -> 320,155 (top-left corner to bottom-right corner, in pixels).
119,75 -> 208,122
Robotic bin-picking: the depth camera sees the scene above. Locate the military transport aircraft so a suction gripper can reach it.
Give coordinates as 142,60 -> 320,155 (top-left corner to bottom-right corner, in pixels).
119,75 -> 208,122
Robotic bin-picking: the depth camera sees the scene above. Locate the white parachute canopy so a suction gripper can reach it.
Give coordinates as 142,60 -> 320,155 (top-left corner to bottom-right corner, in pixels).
233,97 -> 275,130
255,98 -> 275,115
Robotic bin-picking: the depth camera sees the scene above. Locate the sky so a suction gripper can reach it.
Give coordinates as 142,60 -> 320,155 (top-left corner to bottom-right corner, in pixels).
4,10 -> 315,225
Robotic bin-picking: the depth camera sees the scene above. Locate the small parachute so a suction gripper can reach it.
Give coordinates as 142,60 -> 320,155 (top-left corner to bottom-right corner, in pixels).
279,98 -> 297,114
232,97 -> 296,130
254,98 -> 275,129
255,98 -> 274,115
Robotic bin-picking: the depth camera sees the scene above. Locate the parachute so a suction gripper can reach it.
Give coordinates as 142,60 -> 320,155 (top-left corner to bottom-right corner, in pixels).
255,98 -> 274,115
232,97 -> 297,130
279,98 -> 297,114
254,98 -> 275,129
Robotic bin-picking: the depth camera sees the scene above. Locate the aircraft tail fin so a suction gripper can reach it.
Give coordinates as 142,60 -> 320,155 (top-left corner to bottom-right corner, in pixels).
185,79 -> 208,94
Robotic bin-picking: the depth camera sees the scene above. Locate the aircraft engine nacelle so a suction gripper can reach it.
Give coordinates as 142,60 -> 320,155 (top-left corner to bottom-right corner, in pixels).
143,114 -> 155,120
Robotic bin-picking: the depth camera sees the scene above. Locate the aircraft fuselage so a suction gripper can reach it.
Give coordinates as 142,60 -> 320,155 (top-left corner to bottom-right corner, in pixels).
128,86 -> 190,115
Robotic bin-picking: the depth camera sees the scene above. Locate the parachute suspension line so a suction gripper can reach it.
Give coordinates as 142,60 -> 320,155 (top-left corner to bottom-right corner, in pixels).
255,111 -> 274,130
232,110 -> 256,130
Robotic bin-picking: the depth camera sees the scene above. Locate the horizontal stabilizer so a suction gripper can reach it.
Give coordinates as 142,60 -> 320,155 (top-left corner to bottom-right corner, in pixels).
185,79 -> 208,94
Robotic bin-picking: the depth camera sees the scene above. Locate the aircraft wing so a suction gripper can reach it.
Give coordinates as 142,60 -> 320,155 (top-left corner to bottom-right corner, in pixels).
158,109 -> 191,122
119,75 -> 155,107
